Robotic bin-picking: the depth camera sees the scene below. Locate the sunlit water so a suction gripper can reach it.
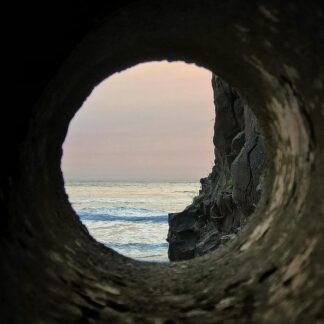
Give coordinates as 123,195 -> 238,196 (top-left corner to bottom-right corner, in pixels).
65,181 -> 200,262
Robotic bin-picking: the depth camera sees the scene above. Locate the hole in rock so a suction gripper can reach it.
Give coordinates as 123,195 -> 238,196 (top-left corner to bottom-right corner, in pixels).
62,61 -> 215,262
4,3 -> 322,322
62,60 -> 265,263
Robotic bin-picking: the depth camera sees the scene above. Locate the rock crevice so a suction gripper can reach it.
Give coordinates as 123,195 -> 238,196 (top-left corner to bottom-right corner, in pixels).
167,75 -> 265,261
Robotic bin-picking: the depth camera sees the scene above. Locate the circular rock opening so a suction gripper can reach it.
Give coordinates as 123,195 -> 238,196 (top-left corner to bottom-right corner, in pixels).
62,59 -> 266,264
3,1 -> 323,323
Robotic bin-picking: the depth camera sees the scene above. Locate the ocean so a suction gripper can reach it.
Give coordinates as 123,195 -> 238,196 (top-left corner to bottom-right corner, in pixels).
65,181 -> 201,262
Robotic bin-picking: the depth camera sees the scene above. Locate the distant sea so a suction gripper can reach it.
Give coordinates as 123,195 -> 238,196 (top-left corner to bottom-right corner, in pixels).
65,181 -> 200,262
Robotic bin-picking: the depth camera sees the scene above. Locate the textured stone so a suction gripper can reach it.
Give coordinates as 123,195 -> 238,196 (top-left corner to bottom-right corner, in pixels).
168,75 -> 265,260
2,1 -> 324,323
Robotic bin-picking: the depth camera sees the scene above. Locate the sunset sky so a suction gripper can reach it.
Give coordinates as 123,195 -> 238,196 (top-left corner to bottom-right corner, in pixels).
62,61 -> 215,181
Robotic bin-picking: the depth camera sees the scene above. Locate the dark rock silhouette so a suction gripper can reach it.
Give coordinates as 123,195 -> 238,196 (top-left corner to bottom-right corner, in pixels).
168,75 -> 265,261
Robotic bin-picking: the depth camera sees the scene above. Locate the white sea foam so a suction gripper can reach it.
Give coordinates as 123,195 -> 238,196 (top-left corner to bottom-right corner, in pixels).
65,181 -> 200,262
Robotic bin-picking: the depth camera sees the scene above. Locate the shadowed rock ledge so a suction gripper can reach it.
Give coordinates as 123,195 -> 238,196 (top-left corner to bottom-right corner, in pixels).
167,75 -> 265,261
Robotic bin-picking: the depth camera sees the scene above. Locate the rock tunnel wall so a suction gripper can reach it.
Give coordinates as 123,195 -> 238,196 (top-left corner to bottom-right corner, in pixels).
2,1 -> 324,323
168,75 -> 265,261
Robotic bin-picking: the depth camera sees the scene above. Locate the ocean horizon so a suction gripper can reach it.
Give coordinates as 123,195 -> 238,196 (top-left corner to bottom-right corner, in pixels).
65,180 -> 201,262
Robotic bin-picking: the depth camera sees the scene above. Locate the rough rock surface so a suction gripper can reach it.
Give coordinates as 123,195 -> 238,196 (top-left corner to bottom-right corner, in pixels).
168,75 -> 265,261
2,1 -> 324,323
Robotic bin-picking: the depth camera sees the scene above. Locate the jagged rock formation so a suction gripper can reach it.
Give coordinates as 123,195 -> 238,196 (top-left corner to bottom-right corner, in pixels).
168,75 -> 265,261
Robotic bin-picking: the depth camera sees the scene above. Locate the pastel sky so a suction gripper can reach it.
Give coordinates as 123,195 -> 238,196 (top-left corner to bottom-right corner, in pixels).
62,61 -> 215,181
